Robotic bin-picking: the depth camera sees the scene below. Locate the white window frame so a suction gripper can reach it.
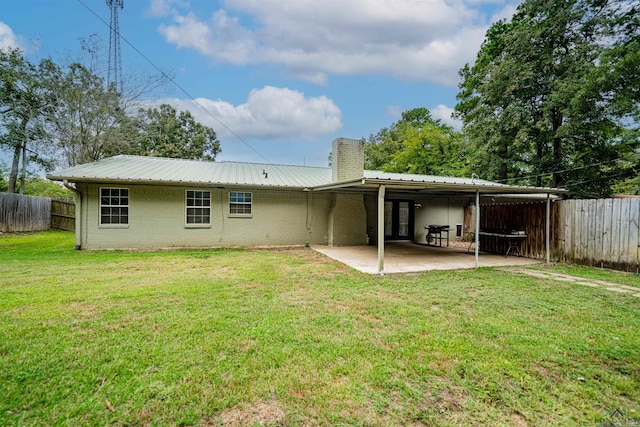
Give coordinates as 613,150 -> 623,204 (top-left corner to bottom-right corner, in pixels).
185,190 -> 211,228
99,187 -> 129,228
229,191 -> 252,217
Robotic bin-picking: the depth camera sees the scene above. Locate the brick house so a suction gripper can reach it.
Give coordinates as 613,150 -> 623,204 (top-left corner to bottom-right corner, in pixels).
48,138 -> 563,266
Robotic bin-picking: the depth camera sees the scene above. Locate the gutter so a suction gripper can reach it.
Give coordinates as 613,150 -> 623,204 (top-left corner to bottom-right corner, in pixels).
63,180 -> 82,250
47,176 -> 312,191
362,178 -> 567,195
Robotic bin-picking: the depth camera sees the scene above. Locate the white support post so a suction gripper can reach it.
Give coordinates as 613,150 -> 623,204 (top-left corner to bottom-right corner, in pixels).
546,193 -> 551,264
377,185 -> 386,275
475,190 -> 480,268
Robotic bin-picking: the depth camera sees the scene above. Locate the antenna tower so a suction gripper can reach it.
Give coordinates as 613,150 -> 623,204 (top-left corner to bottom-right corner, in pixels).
106,0 -> 124,93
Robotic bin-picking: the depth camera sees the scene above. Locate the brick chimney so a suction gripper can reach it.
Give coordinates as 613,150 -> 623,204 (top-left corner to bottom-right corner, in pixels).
332,138 -> 364,182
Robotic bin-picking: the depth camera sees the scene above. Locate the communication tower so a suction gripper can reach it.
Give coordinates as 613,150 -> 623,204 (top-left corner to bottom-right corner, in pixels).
106,0 -> 124,93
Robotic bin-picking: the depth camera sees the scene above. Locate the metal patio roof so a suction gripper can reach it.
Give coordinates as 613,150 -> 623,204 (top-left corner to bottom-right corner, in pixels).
48,155 -> 565,195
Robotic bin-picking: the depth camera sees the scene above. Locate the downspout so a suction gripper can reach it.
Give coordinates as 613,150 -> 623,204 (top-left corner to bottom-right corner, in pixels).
63,180 -> 82,250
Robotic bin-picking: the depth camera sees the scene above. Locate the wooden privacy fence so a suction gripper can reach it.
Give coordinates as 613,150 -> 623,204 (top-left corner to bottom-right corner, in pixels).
0,193 -> 51,232
464,198 -> 640,272
0,193 -> 75,232
51,198 -> 75,231
557,198 -> 640,272
465,202 -> 558,260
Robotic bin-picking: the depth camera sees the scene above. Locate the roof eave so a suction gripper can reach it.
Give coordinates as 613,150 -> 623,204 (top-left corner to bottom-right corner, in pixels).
361,178 -> 567,194
45,175 -> 310,190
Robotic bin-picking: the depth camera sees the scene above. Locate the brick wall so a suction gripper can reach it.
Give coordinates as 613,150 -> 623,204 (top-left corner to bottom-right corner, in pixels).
77,183 -> 333,249
332,138 -> 364,182
328,192 -> 367,246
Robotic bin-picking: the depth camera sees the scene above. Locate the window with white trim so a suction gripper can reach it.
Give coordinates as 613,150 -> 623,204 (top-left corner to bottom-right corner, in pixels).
100,188 -> 129,225
229,191 -> 252,216
186,190 -> 211,225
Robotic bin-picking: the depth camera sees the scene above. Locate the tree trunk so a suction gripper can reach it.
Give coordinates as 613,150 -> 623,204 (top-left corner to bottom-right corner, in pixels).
7,142 -> 21,194
500,139 -> 509,182
533,125 -> 543,187
8,117 -> 29,194
552,109 -> 563,188
19,140 -> 27,194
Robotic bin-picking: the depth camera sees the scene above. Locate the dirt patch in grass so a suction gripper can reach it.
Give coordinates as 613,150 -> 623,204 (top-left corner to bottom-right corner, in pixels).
510,412 -> 529,427
67,301 -> 99,316
422,385 -> 470,413
208,400 -> 285,427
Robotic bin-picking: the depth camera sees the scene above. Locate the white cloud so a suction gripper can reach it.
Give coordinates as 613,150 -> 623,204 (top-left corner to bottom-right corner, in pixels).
146,0 -> 189,18
141,86 -> 342,140
0,21 -> 23,51
491,4 -> 519,22
386,105 -> 403,119
152,0 -> 520,86
431,104 -> 463,130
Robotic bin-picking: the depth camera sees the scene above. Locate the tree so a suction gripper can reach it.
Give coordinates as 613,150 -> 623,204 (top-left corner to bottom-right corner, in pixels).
23,176 -> 74,198
41,61 -> 131,167
130,104 -> 221,160
0,161 -> 7,192
364,108 -> 469,176
0,49 -> 51,193
455,0 -> 640,196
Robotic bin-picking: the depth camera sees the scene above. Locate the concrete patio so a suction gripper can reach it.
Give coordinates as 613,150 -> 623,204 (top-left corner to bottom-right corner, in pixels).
313,241 -> 542,274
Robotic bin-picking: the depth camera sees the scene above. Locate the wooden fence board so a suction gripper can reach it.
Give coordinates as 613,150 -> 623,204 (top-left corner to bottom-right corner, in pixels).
611,198 -> 621,264
575,200 -> 584,262
620,199 -> 631,265
601,199 -> 613,262
563,200 -> 573,262
587,200 -> 597,264
630,199 -> 640,267
594,199 -> 604,265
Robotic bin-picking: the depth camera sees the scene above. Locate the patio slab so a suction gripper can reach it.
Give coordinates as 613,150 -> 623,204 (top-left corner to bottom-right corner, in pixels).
312,242 -> 542,274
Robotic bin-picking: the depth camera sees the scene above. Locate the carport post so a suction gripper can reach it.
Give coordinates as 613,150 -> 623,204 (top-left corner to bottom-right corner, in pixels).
546,193 -> 551,264
377,185 -> 386,274
475,189 -> 480,268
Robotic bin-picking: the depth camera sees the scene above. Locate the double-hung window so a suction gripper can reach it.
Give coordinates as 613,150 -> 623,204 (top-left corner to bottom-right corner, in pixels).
229,191 -> 252,216
186,190 -> 211,226
100,188 -> 129,226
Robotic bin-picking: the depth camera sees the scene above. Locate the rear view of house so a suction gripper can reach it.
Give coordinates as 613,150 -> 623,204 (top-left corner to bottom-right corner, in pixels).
48,138 -> 562,255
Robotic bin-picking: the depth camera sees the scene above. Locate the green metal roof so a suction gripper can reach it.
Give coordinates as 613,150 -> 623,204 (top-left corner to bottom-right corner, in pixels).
47,155 -> 332,188
48,155 -> 565,194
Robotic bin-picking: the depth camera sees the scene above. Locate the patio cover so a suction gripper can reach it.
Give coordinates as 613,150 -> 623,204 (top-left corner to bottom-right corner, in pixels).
311,172 -> 566,274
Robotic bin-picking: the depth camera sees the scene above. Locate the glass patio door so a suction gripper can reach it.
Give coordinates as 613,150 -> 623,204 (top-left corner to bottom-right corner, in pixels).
384,200 -> 413,240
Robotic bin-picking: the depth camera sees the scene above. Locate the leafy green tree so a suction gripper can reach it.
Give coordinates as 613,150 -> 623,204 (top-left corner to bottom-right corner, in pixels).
455,0 -> 639,196
23,177 -> 74,198
130,104 -> 221,160
41,61 -> 130,167
364,108 -> 469,176
0,49 -> 52,193
0,161 -> 8,192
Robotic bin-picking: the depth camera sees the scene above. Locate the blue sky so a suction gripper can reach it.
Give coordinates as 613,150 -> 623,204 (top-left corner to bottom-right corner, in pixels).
1,0 -> 519,168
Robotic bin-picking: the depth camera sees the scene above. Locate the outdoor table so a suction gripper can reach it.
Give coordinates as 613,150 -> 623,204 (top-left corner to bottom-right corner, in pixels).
466,231 -> 528,257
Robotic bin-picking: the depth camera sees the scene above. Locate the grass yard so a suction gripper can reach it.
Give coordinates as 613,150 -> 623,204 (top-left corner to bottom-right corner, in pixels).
1,231 -> 639,426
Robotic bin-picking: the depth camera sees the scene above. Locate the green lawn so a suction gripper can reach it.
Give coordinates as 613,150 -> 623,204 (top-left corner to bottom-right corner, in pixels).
1,231 -> 639,426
